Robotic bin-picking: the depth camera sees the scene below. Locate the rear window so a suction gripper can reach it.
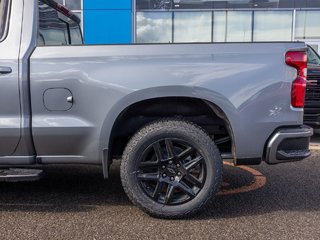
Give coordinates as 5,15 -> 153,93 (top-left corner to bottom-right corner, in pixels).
0,0 -> 9,41
38,0 -> 83,46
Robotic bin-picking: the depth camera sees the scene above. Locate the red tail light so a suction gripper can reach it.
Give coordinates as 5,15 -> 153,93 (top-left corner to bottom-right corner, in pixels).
285,51 -> 307,108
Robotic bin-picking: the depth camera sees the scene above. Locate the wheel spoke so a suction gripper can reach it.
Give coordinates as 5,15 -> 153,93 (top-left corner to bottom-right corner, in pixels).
137,136 -> 207,206
177,181 -> 196,198
164,184 -> 174,204
137,172 -> 159,181
152,181 -> 164,200
177,146 -> 194,160
139,161 -> 160,168
184,173 -> 203,188
165,139 -> 175,159
184,156 -> 203,171
153,142 -> 164,161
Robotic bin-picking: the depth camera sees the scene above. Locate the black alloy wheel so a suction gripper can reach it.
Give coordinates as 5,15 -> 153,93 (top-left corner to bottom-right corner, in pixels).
137,138 -> 206,205
120,119 -> 222,219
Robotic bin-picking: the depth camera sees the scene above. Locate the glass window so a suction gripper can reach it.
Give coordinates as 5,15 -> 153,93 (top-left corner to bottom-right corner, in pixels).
69,21 -> 83,44
252,0 -> 279,8
136,0 -> 284,10
136,0 -> 150,10
213,11 -> 226,42
0,0 -> 8,40
65,0 -> 81,10
253,11 -> 293,41
307,45 -> 320,67
162,0 -> 319,10
224,0 -> 252,9
213,11 -> 253,43
38,2 -> 69,46
226,11 -> 252,42
309,44 -> 319,54
305,0 -> 320,8
59,13 -> 83,44
295,11 -> 320,39
55,0 -> 81,10
174,12 -> 212,43
136,0 -> 175,10
38,0 -> 83,46
73,12 -> 81,20
278,0 -> 294,8
136,12 -> 172,43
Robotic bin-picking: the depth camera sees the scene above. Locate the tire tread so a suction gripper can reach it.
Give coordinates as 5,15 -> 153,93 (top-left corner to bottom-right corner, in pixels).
120,119 -> 222,219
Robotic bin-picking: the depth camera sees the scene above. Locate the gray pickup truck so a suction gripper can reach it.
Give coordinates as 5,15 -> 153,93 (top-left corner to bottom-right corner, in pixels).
0,0 -> 313,218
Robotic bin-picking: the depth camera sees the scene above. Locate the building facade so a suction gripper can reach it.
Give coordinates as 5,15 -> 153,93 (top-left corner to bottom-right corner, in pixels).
61,0 -> 320,53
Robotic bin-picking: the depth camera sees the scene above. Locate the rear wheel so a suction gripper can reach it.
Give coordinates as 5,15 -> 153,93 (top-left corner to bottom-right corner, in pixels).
120,119 -> 222,219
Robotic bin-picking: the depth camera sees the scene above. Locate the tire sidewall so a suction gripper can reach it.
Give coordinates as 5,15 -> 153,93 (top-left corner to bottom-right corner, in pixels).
121,122 -> 222,218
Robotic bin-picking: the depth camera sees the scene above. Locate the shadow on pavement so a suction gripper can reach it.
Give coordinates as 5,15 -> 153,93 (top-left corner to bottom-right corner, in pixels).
0,155 -> 319,219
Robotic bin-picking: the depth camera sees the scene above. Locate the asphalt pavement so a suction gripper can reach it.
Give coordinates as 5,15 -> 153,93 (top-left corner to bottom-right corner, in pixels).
0,150 -> 319,240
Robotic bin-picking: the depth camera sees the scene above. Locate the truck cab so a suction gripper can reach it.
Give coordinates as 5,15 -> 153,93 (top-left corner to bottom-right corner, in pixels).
0,0 -> 83,163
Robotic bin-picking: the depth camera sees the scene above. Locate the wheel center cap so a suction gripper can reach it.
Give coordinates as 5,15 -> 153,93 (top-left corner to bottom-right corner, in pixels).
166,164 -> 177,175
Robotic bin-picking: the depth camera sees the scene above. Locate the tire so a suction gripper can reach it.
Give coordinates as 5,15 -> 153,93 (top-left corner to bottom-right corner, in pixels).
120,119 -> 222,219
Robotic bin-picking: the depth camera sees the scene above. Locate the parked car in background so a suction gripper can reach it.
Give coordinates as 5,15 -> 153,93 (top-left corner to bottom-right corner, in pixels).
304,45 -> 320,129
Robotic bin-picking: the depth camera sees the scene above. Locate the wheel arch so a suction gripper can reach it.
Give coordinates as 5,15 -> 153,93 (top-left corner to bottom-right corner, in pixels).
99,86 -> 236,178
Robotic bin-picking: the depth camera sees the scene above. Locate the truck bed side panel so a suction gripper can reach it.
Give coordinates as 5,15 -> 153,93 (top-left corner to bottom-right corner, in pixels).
30,42 -> 304,163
